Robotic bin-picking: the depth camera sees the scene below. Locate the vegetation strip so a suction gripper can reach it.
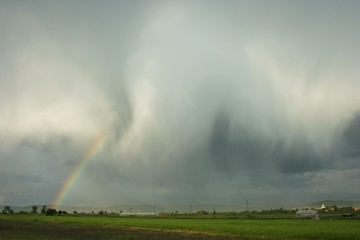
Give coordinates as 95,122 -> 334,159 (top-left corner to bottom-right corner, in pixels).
1,214 -> 360,240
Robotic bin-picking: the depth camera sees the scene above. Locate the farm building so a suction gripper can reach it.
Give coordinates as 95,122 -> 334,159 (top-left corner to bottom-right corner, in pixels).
296,209 -> 319,219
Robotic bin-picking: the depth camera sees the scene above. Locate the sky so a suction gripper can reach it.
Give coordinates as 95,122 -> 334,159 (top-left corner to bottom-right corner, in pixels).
1,0 -> 360,208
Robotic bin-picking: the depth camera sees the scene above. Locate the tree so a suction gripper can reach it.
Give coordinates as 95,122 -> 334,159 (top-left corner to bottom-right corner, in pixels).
41,205 -> 46,214
3,206 -> 12,214
32,206 -> 38,214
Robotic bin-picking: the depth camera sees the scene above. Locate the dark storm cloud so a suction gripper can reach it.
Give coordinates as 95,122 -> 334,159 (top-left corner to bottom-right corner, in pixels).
275,137 -> 323,173
0,172 -> 49,205
343,113 -> 360,157
210,108 -> 231,171
208,109 -> 273,172
207,111 -> 327,174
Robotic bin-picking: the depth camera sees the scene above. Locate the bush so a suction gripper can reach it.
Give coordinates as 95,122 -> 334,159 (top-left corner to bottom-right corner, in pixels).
46,208 -> 57,216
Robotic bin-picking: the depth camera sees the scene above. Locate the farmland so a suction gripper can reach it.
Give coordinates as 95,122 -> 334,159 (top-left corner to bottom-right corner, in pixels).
1,214 -> 360,240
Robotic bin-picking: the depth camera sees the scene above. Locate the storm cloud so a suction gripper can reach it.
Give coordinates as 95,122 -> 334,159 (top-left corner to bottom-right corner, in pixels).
1,0 -> 360,207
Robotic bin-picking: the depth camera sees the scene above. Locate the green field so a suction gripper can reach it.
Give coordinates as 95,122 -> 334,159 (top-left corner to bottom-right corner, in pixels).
1,214 -> 360,240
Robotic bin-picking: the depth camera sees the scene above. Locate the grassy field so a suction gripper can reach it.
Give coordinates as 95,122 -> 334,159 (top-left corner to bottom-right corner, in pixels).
1,214 -> 360,240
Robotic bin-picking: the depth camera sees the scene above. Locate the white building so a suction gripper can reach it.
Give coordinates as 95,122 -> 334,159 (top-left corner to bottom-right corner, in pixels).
296,209 -> 319,220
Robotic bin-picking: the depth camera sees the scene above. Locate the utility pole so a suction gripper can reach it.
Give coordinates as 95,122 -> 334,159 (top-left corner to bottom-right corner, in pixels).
246,200 -> 249,213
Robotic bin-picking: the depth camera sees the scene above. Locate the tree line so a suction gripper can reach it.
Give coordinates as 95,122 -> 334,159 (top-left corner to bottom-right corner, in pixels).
1,205 -> 68,216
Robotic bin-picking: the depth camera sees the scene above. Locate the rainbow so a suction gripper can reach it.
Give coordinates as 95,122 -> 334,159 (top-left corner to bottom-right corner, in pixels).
52,131 -> 109,208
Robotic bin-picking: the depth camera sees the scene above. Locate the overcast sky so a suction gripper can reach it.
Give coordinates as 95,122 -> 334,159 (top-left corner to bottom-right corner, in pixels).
1,0 -> 360,208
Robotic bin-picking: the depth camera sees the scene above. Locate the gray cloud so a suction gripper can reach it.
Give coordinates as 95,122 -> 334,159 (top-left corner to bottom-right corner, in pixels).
1,0 -> 360,207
